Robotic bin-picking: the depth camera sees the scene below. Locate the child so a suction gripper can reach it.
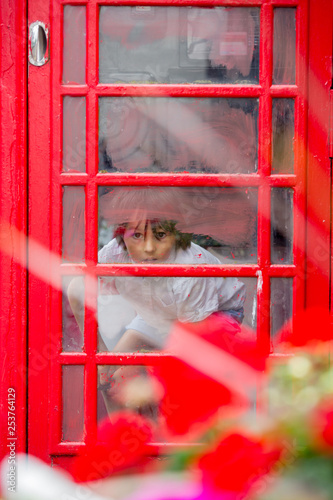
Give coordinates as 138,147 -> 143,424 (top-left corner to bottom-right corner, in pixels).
97,217 -> 245,351
68,187 -> 247,405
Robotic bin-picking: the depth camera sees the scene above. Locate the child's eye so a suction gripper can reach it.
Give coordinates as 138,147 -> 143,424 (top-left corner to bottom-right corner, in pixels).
132,232 -> 143,240
155,231 -> 167,239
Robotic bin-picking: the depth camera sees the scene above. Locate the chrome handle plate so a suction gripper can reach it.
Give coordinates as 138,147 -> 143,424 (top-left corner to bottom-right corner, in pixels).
29,21 -> 49,66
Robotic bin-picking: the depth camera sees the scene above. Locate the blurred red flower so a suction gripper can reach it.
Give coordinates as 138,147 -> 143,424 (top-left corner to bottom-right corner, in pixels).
275,307 -> 333,349
197,432 -> 281,495
71,411 -> 156,482
155,314 -> 267,436
311,398 -> 333,452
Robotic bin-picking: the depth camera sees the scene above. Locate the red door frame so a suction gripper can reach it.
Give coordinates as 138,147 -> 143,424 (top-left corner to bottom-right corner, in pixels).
0,0 -> 28,461
0,0 -> 332,465
306,0 -> 333,310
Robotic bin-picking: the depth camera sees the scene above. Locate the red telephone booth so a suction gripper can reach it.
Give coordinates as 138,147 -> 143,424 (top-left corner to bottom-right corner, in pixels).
1,0 -> 333,471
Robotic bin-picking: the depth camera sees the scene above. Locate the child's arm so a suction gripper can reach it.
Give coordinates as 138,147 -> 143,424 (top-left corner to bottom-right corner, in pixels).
102,328 -> 155,353
67,276 -> 111,352
98,329 -> 155,408
68,277 -> 156,353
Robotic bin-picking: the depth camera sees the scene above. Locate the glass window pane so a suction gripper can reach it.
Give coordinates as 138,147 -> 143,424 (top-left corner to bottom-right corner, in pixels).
273,8 -> 296,85
97,280 -> 139,352
271,278 -> 293,351
62,365 -> 85,441
244,277 -> 258,332
271,188 -> 293,264
272,99 -> 294,174
97,365 -> 158,421
62,186 -> 85,262
62,276 -> 84,352
99,98 -> 258,174
63,6 -> 86,84
96,186 -> 257,352
97,275 -> 257,353
63,97 -> 86,172
98,186 -> 258,264
99,6 -> 259,84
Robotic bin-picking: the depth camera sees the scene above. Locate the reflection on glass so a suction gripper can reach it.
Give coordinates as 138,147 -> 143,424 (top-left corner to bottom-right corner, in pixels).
99,6 -> 259,84
97,275 -> 257,354
62,365 -> 85,441
97,281 -> 138,352
272,99 -> 294,174
62,276 -> 84,352
63,97 -> 86,172
63,6 -> 86,84
62,186 -> 85,262
244,277 -> 258,331
96,186 -> 257,354
97,365 -> 157,422
99,98 -> 258,173
98,186 -> 257,263
271,278 -> 293,350
271,188 -> 293,264
273,8 -> 296,85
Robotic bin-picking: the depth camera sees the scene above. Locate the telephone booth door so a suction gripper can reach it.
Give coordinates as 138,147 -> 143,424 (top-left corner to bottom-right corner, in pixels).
26,0 -> 333,469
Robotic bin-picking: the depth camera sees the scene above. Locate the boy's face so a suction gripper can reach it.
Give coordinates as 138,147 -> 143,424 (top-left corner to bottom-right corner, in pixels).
123,221 -> 176,263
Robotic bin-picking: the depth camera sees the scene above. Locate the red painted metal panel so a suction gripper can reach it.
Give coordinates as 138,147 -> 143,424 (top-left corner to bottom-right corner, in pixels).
306,0 -> 333,310
0,0 -> 27,461
292,0 -> 308,326
60,263 -> 296,277
85,2 -> 100,447
256,3 -> 273,353
27,0 -> 51,462
25,0 -> 331,469
48,0 -> 66,459
59,173 -> 298,187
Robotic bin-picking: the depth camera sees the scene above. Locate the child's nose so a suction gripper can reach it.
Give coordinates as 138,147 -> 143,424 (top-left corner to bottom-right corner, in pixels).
144,234 -> 156,254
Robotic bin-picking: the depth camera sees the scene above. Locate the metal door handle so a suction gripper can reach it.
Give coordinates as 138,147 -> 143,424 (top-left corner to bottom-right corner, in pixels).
29,22 -> 49,66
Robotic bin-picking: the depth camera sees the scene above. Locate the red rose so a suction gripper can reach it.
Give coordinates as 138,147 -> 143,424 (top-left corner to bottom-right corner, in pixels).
197,432 -> 281,495
155,314 -> 267,436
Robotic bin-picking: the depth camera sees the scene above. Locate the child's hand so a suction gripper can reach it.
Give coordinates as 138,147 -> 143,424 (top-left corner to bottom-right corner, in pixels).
97,364 -> 116,391
98,365 -> 143,397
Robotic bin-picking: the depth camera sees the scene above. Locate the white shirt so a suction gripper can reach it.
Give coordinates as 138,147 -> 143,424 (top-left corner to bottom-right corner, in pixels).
98,239 -> 245,345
